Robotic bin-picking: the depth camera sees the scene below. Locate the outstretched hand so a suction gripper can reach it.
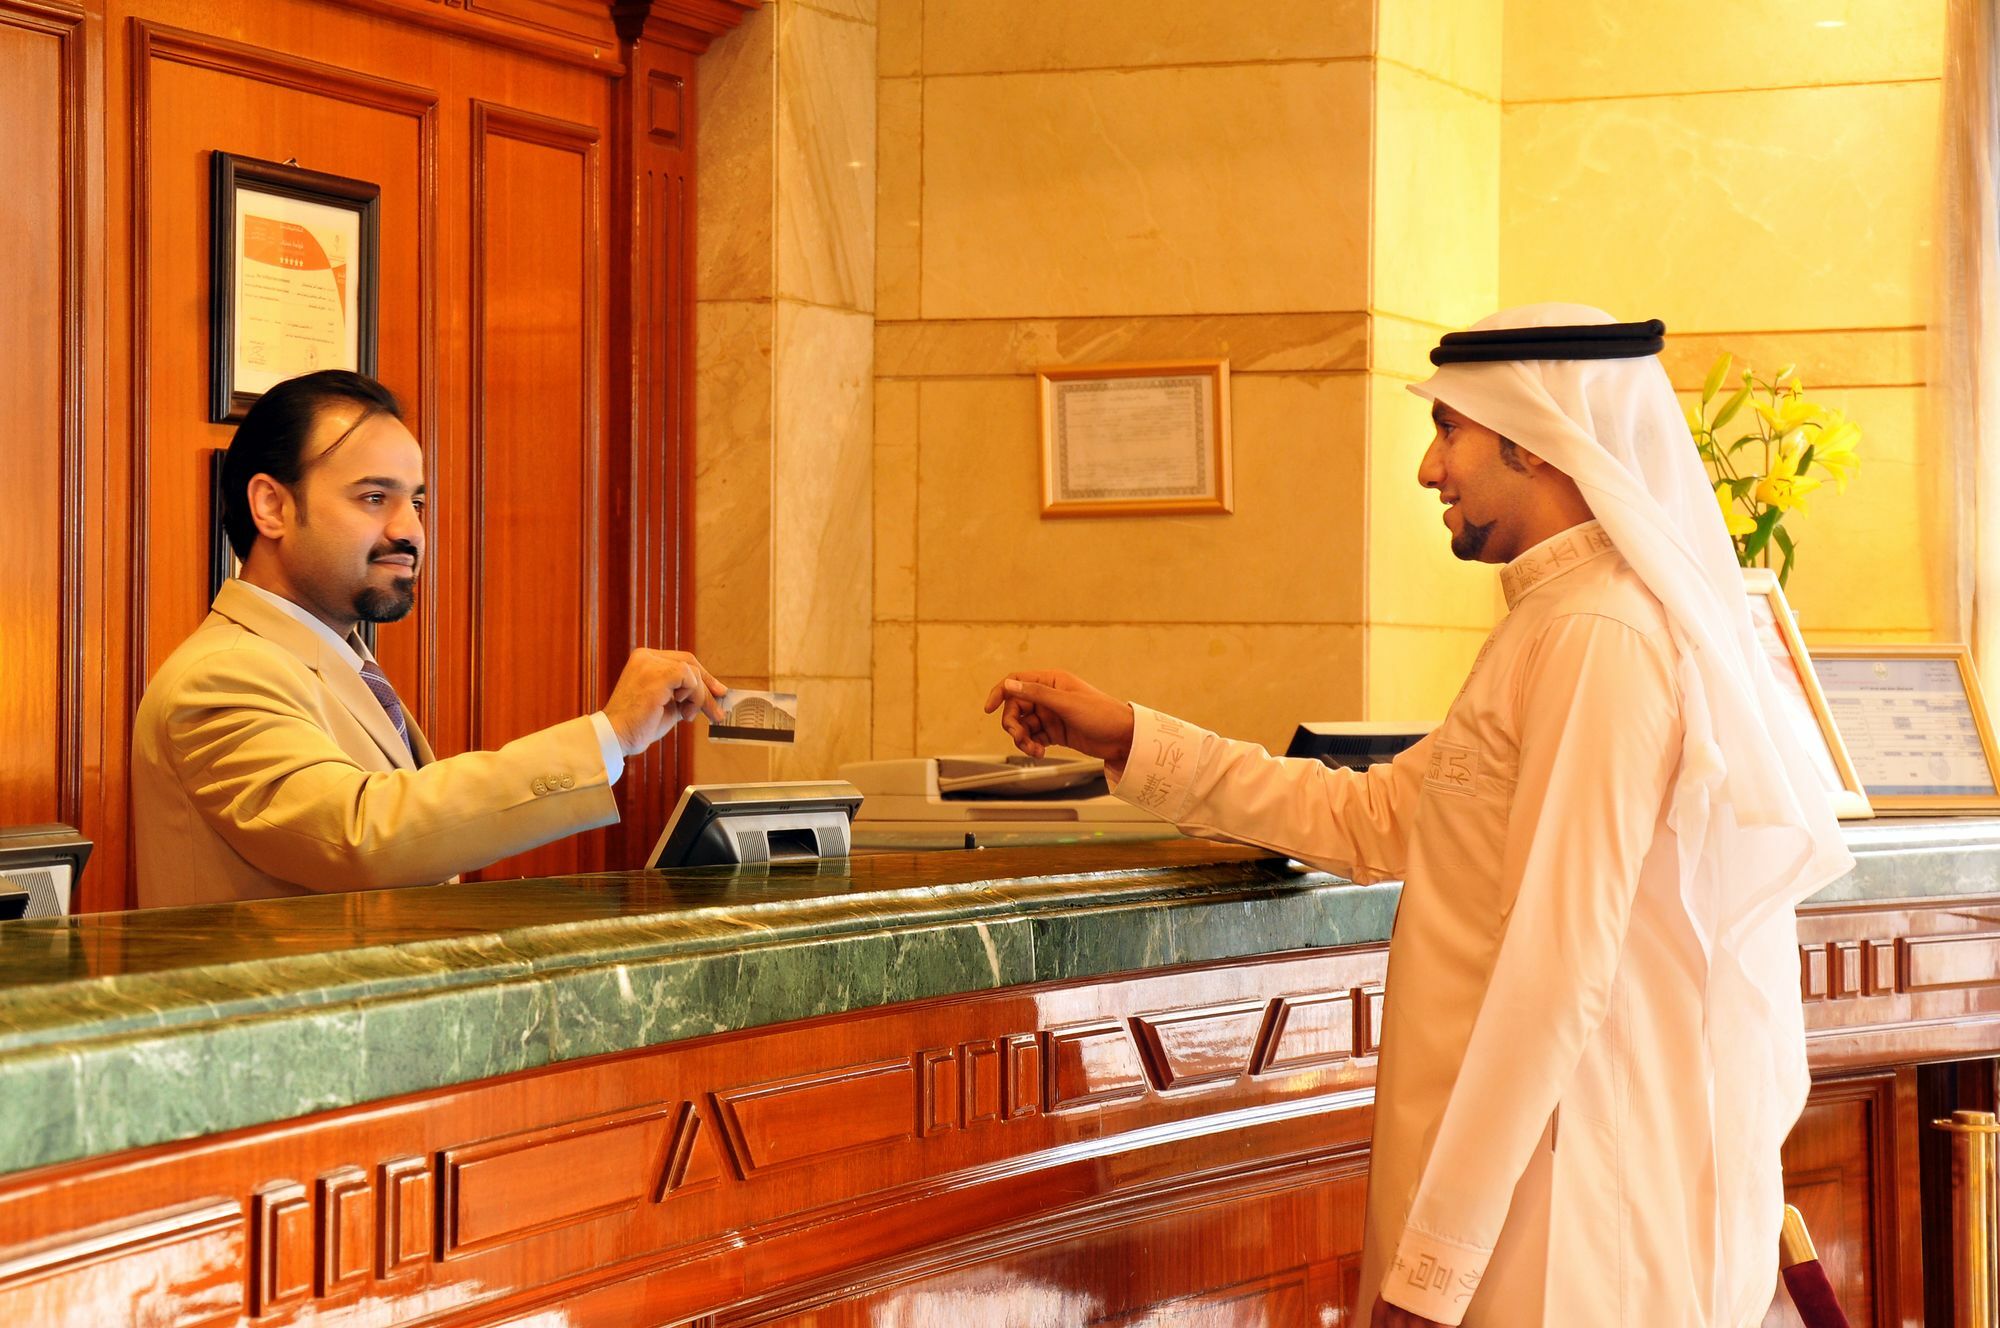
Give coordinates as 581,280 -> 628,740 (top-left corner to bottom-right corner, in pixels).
603,648 -> 728,757
982,669 -> 1136,768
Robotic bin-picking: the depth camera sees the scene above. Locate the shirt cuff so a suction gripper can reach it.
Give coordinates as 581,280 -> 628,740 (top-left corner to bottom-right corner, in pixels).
1379,1225 -> 1490,1325
1108,704 -> 1207,823
589,711 -> 626,786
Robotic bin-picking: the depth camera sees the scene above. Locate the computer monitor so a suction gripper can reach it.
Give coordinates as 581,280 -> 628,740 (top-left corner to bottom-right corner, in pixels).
0,826 -> 92,918
647,782 -> 863,869
1284,722 -> 1432,772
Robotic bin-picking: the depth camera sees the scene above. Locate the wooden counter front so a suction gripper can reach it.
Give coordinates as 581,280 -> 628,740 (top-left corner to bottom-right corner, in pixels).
0,837 -> 1993,1325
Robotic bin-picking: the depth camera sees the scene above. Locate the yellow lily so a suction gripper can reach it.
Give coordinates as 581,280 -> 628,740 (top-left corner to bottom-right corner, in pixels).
1754,443 -> 1823,513
1715,486 -> 1757,536
1811,411 -> 1861,491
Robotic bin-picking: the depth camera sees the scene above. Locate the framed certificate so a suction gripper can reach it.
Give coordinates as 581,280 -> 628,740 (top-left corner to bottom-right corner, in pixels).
1742,569 -> 1872,819
210,152 -> 379,422
1038,360 -> 1231,517
1807,645 -> 2000,814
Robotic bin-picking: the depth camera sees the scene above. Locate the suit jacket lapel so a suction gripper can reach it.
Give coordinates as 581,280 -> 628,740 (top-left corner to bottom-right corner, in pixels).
211,581 -> 418,771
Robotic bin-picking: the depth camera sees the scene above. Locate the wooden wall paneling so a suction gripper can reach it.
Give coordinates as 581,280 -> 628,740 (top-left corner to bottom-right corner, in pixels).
122,16 -> 440,911
1765,1072 -> 1919,1328
14,0 -> 744,909
467,97 -> 605,881
126,19 -> 439,676
0,0 -> 90,843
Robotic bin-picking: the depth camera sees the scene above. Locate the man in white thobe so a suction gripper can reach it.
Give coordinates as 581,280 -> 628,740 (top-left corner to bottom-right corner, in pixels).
985,306 -> 1853,1327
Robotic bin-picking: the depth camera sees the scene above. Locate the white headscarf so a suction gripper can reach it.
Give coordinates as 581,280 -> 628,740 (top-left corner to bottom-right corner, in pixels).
1410,303 -> 1854,1325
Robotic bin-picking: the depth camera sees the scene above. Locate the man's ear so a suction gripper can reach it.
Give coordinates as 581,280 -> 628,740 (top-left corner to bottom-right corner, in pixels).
245,474 -> 292,542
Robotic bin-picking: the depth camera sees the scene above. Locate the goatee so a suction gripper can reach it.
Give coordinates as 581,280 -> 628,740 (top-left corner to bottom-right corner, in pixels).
356,582 -> 417,623
1451,517 -> 1496,562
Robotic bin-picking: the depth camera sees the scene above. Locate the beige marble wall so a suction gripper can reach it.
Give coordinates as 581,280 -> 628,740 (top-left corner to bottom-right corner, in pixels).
1501,0 -> 1951,641
696,0 -> 876,782
689,0 -> 1951,783
873,0 -> 1383,759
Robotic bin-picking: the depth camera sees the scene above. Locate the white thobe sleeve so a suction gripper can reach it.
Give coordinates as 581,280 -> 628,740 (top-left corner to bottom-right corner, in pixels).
1109,704 -> 1431,883
1380,612 -> 1681,1324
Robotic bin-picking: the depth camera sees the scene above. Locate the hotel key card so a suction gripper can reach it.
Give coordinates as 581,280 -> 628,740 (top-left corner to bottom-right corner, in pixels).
707,689 -> 800,745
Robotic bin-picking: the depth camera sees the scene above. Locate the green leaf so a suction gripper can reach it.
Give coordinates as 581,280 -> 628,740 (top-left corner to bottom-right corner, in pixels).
1796,443 -> 1815,473
1703,354 -> 1732,404
1712,384 -> 1751,431
1729,477 -> 1757,499
1773,524 -> 1795,587
1741,506 -> 1784,563
1728,433 -> 1761,456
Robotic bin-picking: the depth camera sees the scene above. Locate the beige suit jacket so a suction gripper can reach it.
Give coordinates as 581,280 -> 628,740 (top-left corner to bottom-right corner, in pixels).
133,580 -> 618,907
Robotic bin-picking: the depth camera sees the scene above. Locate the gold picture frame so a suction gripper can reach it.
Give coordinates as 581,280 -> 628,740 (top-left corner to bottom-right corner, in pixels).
1037,359 -> 1232,518
1807,644 -> 2000,815
1741,569 -> 1872,820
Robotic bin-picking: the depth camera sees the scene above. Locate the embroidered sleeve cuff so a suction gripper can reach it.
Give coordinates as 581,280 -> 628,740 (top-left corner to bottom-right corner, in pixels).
589,711 -> 626,786
1108,705 -> 1207,824
1379,1225 -> 1489,1325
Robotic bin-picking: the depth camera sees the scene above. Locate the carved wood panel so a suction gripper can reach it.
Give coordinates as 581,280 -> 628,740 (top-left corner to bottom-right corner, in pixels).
0,949 -> 1384,1326
0,920 -> 1972,1326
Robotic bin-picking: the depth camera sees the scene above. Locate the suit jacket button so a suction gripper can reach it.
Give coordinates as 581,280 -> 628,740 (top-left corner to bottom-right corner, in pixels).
532,778 -> 547,795
560,774 -> 574,790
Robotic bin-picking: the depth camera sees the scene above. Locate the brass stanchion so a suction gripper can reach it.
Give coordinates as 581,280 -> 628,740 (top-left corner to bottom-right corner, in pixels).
1933,1109 -> 2000,1328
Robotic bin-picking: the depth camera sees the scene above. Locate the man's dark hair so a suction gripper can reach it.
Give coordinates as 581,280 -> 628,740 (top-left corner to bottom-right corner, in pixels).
221,370 -> 403,560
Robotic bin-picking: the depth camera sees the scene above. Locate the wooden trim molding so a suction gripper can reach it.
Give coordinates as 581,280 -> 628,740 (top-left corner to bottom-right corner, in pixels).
614,0 -> 762,53
0,0 -> 90,832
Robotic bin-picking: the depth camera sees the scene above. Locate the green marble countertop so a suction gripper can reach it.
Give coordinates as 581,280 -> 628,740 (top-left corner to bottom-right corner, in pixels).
0,822 -> 1993,1179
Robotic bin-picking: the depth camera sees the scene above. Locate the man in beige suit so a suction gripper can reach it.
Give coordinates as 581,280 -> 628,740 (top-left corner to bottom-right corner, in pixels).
134,370 -> 723,907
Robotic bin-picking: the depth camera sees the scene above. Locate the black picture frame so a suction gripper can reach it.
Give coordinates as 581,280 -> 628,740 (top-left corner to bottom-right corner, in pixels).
208,447 -> 237,601
209,151 -> 380,423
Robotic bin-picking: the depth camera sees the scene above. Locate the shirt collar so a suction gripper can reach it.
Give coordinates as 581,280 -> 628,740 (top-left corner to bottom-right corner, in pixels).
1499,520 -> 1617,610
231,580 -> 367,675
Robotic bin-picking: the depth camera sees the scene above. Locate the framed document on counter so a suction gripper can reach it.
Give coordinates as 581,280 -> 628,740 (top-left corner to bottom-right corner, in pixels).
1808,645 -> 2000,814
1038,360 -> 1231,517
210,152 -> 379,422
1742,569 -> 1872,819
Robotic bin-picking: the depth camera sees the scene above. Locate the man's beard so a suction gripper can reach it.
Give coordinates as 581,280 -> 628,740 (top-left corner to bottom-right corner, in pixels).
1450,516 -> 1496,561
355,580 -> 417,623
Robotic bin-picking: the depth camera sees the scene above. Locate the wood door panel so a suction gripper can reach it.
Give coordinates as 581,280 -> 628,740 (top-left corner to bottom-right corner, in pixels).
0,3 -> 85,832
131,24 -> 434,684
468,99 -> 602,881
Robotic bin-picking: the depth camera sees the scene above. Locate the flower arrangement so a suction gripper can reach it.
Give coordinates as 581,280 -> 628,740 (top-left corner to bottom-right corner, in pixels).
1687,353 -> 1860,587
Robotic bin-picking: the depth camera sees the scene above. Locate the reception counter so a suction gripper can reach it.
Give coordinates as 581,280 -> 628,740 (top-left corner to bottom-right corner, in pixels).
0,825 -> 1995,1325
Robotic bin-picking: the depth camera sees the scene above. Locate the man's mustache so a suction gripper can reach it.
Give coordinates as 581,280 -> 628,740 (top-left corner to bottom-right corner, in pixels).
370,540 -> 421,567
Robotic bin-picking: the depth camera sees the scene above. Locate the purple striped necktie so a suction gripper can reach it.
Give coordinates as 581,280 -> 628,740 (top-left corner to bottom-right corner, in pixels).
358,659 -> 413,758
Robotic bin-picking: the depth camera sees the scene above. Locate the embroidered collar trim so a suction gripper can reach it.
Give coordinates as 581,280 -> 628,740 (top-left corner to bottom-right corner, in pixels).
1499,521 -> 1616,609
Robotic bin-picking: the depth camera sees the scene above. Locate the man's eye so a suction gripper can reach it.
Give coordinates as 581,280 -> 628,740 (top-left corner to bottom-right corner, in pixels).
412,499 -> 426,514
362,493 -> 385,505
